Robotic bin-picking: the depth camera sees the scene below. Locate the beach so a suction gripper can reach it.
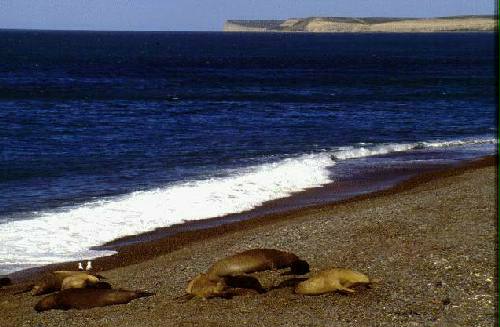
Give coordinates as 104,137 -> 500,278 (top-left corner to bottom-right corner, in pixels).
0,157 -> 496,326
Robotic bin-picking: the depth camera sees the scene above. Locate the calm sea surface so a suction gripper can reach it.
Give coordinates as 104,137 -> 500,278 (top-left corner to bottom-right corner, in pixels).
0,31 -> 496,274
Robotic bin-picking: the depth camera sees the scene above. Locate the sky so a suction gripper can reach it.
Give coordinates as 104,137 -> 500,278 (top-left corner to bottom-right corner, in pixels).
0,0 -> 496,31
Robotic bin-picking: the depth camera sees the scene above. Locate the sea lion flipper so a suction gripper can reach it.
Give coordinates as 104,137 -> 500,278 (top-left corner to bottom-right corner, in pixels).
175,294 -> 195,302
338,287 -> 355,294
12,284 -> 35,295
135,291 -> 155,298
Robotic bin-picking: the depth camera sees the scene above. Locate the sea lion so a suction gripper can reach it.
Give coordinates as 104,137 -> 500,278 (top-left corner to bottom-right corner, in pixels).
32,271 -> 104,296
184,273 -> 265,300
60,274 -> 101,290
34,288 -> 154,312
0,277 -> 12,288
206,249 -> 309,281
186,273 -> 226,299
295,268 -> 372,295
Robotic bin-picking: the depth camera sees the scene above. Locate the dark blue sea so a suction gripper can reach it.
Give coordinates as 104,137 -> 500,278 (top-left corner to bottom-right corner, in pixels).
0,31 -> 496,274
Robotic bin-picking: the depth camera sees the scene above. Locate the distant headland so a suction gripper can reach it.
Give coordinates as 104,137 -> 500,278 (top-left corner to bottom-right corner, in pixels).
224,15 -> 496,33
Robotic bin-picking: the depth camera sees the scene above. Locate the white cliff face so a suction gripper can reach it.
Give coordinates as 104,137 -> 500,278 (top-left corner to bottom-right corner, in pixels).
304,19 -> 370,33
304,17 -> 496,33
367,18 -> 496,32
223,22 -> 268,32
223,16 -> 496,33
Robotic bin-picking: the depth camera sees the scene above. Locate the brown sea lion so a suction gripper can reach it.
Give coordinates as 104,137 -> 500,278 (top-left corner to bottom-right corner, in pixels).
32,271 -> 104,296
34,288 -> 154,312
206,249 -> 309,281
295,268 -> 372,295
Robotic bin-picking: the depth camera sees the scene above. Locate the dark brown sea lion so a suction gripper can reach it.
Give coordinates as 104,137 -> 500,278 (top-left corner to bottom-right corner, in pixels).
295,268 -> 372,295
32,271 -> 105,296
34,288 -> 154,312
0,277 -> 12,288
206,249 -> 309,281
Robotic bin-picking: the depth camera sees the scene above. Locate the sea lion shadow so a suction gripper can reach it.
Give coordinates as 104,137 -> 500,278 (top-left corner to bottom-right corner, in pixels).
270,277 -> 308,291
223,275 -> 266,294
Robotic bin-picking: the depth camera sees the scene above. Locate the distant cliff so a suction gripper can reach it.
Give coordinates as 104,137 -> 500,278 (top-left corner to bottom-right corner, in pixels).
224,16 -> 496,33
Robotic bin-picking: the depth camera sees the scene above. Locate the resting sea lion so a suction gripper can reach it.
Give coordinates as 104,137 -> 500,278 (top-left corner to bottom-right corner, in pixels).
206,249 -> 309,281
34,288 -> 154,312
295,268 -> 372,295
32,271 -> 104,296
0,277 -> 12,288
61,274 -> 101,290
186,273 -> 226,299
184,273 -> 265,300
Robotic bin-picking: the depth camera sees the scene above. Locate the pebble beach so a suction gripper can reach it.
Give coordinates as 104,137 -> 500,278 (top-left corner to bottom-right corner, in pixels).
0,157 -> 496,326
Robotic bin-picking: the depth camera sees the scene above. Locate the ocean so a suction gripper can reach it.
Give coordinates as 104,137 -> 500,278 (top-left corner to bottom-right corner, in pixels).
0,31 -> 496,275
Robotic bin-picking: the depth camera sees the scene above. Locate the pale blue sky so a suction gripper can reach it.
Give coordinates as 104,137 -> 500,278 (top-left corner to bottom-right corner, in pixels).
0,0 -> 496,31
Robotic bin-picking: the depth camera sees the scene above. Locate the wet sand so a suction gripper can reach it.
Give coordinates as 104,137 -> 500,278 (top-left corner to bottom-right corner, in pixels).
0,157 -> 496,326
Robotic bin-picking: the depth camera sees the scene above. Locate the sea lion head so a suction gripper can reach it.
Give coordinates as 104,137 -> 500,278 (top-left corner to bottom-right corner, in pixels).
186,274 -> 226,298
0,277 -> 12,287
31,283 -> 46,296
34,294 -> 57,312
290,259 -> 310,275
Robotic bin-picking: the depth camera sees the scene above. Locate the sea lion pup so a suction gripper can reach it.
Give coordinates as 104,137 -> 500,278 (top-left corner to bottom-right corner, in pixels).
31,271 -> 104,296
34,288 -> 154,312
295,268 -> 372,295
206,249 -> 309,281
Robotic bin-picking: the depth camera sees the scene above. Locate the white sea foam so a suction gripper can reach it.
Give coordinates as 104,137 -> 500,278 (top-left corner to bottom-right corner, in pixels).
330,137 -> 497,161
0,136 -> 496,274
0,153 -> 334,274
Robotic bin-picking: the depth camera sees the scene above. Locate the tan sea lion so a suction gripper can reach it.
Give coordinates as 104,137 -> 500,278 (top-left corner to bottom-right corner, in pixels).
60,274 -> 101,290
186,273 -> 226,299
185,273 -> 267,299
31,271 -> 104,296
34,288 -> 154,312
295,268 -> 372,295
206,249 -> 309,281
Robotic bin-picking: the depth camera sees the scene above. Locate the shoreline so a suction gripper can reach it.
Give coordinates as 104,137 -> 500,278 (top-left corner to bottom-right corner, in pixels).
6,154 -> 496,285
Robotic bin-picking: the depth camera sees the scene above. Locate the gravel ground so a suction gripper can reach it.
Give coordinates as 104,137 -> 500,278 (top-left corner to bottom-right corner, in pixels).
0,165 -> 496,327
